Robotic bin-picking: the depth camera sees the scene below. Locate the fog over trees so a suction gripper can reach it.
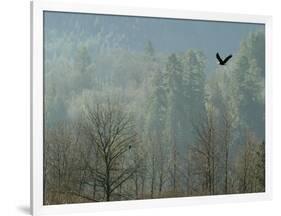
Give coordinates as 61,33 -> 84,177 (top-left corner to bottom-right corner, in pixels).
43,12 -> 265,204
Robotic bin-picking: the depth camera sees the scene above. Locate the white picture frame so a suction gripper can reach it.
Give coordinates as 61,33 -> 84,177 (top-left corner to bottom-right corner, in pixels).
31,0 -> 272,215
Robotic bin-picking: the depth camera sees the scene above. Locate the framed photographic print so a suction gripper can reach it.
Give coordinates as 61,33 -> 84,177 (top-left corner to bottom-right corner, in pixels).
31,0 -> 272,215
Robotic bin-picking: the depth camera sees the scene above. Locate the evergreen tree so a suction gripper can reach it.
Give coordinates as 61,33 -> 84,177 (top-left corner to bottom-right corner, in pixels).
234,55 -> 264,138
181,50 -> 206,147
165,54 -> 185,192
240,32 -> 265,77
74,45 -> 94,90
166,54 -> 185,148
144,40 -> 155,60
146,69 -> 167,133
145,69 -> 168,197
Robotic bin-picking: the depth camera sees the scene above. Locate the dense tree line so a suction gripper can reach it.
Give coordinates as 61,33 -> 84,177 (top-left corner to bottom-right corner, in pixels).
44,31 -> 265,204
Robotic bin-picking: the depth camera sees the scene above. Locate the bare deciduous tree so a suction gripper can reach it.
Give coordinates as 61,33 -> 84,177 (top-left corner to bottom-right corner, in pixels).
220,105 -> 236,194
236,131 -> 265,193
83,101 -> 139,201
192,105 -> 217,195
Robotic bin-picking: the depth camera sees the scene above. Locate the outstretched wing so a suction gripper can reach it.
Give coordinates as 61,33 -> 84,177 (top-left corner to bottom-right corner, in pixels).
223,55 -> 232,64
216,52 -> 223,64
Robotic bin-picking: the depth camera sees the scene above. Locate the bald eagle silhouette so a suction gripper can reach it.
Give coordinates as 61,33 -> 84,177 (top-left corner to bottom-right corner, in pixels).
216,53 -> 232,65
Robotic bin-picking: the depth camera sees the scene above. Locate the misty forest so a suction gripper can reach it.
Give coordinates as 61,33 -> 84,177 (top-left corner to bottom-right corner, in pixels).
43,12 -> 265,205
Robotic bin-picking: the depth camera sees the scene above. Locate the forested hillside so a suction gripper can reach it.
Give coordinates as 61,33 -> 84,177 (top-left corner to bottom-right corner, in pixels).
43,12 -> 265,204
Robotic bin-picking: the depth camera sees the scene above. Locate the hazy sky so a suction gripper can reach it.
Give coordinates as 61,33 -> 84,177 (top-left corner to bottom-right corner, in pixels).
44,11 -> 265,71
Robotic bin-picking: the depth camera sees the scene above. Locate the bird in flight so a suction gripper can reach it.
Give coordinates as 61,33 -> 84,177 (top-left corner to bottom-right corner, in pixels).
216,52 -> 232,65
